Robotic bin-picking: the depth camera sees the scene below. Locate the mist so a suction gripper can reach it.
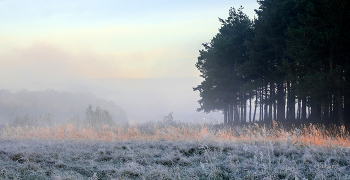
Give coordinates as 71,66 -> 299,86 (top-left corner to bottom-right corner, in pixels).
1,76 -> 223,126
0,89 -> 128,127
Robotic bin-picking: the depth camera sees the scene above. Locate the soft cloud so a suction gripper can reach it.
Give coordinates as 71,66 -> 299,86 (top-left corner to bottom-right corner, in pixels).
0,0 -> 258,90
0,41 -> 198,83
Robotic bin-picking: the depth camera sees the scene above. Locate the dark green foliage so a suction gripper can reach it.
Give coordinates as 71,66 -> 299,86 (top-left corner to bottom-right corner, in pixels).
194,6 -> 254,125
194,0 -> 350,128
286,0 -> 350,126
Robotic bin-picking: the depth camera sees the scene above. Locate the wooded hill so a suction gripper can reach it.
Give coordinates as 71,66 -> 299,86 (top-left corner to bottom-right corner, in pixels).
0,89 -> 128,126
194,0 -> 350,128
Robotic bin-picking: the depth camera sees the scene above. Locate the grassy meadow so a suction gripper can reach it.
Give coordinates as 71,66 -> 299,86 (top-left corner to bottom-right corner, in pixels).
0,120 -> 350,180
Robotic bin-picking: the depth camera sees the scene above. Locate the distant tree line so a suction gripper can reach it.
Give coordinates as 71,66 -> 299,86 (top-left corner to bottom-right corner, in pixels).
66,104 -> 116,128
12,113 -> 54,127
0,89 -> 128,125
12,105 -> 115,128
194,0 -> 350,128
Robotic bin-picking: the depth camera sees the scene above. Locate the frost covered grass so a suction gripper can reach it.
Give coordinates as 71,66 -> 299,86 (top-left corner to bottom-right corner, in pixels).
0,121 -> 350,179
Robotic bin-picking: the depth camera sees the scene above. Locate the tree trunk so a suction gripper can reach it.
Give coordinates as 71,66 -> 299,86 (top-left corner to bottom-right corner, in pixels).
316,103 -> 321,124
245,98 -> 247,125
333,94 -> 339,125
243,97 -> 247,125
274,101 -> 277,121
234,104 -> 239,126
259,87 -> 264,122
260,86 -> 264,122
286,81 -> 290,123
302,95 -> 307,122
229,104 -> 234,125
264,84 -> 268,124
224,105 -> 228,125
274,92 -> 277,121
337,90 -> 344,126
323,96 -> 329,125
344,92 -> 350,128
330,95 -> 333,123
310,96 -> 315,123
310,97 -> 321,124
277,82 -> 285,123
345,70 -> 350,128
308,97 -> 311,122
289,81 -> 296,125
269,83 -> 273,122
297,97 -> 301,121
240,94 -> 243,126
249,96 -> 252,123
253,90 -> 258,123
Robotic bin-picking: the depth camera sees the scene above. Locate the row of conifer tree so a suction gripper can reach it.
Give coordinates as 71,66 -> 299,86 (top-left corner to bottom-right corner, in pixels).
194,0 -> 350,128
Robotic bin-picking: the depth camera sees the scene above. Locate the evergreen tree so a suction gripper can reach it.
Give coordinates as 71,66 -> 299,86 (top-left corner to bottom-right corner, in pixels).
194,0 -> 350,129
286,0 -> 350,126
194,7 -> 253,125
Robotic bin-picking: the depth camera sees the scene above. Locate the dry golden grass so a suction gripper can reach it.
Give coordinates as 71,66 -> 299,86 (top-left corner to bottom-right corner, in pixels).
1,120 -> 349,148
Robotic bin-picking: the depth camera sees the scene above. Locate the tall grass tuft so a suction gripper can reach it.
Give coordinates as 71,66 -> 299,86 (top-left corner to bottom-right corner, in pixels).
1,120 -> 349,147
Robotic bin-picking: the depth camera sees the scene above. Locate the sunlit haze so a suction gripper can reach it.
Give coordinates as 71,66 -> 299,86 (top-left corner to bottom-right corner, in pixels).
0,0 -> 259,123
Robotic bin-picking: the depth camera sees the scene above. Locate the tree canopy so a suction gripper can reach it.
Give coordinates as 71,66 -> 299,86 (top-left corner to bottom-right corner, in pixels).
194,0 -> 350,128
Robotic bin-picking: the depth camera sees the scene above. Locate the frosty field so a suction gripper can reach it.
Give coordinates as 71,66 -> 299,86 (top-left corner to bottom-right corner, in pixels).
0,121 -> 350,180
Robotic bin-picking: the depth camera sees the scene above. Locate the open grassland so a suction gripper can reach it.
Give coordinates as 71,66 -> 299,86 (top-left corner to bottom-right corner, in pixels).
0,121 -> 350,179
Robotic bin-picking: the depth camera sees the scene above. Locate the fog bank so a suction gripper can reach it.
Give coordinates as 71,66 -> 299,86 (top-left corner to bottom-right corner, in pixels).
0,89 -> 128,125
1,77 -> 223,124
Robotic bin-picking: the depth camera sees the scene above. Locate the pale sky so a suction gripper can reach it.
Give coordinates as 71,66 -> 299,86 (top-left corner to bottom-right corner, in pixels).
0,0 -> 260,123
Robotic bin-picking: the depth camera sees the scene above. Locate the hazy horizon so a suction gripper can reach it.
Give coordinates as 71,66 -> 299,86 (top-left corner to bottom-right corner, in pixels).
0,0 -> 259,124
1,76 -> 225,124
